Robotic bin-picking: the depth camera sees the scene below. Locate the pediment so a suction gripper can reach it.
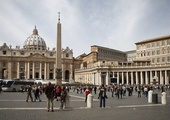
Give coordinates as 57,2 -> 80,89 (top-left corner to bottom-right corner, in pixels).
27,53 -> 47,59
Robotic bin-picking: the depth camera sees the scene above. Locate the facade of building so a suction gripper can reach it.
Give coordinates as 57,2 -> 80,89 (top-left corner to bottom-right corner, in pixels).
75,36 -> 170,86
0,26 -> 81,82
135,35 -> 170,64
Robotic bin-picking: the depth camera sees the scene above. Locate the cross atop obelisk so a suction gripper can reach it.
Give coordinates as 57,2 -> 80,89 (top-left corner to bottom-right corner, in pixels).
55,12 -> 62,85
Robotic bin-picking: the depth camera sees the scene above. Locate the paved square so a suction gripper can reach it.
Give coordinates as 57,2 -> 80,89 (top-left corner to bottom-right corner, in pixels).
0,90 -> 170,120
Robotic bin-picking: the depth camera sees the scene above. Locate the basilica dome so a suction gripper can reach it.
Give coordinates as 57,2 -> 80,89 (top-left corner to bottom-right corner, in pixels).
23,26 -> 46,50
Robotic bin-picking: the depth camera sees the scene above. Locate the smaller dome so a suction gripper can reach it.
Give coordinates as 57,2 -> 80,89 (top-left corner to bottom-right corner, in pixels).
23,26 -> 46,50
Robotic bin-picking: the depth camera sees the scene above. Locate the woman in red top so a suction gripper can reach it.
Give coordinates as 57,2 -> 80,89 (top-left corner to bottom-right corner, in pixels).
85,87 -> 90,103
55,86 -> 61,101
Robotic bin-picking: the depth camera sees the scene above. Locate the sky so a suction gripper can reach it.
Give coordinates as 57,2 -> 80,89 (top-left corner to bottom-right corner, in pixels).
0,0 -> 170,57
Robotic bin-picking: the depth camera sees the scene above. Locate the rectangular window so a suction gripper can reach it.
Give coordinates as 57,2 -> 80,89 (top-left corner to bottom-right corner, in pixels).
3,51 -> 6,55
152,51 -> 155,55
152,43 -> 155,47
152,58 -> 155,63
157,50 -> 160,55
147,51 -> 150,56
162,57 -> 165,62
35,62 -> 39,68
167,40 -> 170,45
168,56 -> 170,62
162,41 -> 165,46
147,44 -> 150,48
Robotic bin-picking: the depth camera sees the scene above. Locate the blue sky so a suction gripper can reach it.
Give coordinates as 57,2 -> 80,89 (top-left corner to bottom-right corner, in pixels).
0,0 -> 170,57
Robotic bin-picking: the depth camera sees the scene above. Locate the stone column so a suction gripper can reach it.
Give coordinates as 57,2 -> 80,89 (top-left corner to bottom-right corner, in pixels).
93,73 -> 96,85
46,63 -> 49,80
27,62 -> 30,79
165,70 -> 168,85
106,72 -> 109,85
150,71 -> 153,84
39,62 -> 42,79
145,71 -> 148,85
112,71 -> 115,78
122,72 -> 124,84
70,63 -> 73,82
8,61 -> 12,79
160,70 -> 163,85
97,73 -> 99,85
136,71 -> 138,84
17,62 -> 20,79
155,71 -> 157,80
126,72 -> 129,85
131,71 -> 134,85
54,63 -> 56,80
25,63 -> 27,79
117,72 -> 119,84
32,62 -> 35,80
44,63 -> 47,80
141,71 -> 143,85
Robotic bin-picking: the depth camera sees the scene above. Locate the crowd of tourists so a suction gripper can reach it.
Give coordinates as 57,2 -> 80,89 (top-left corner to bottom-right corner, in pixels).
25,82 -> 70,112
24,82 -> 170,112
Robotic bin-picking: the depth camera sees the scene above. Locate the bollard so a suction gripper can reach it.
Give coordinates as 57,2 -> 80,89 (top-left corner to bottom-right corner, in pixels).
161,92 -> 167,105
87,93 -> 93,108
65,94 -> 70,108
148,90 -> 153,103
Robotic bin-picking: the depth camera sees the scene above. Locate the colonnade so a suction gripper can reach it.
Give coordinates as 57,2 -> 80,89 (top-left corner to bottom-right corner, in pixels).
6,61 -> 74,81
75,69 -> 170,85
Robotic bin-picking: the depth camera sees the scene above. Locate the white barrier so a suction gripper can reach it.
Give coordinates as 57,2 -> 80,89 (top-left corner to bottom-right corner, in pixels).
87,93 -> 93,108
161,92 -> 167,105
148,90 -> 153,103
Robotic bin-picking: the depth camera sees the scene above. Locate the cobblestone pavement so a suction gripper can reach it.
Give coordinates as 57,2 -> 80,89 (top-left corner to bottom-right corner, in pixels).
0,90 -> 170,120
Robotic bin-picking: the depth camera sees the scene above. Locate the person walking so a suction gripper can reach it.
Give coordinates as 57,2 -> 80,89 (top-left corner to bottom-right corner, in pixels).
34,86 -> 41,102
55,86 -> 61,101
26,85 -> 33,102
85,87 -> 90,103
60,86 -> 67,109
116,86 -> 120,99
137,85 -> 141,97
99,84 -> 107,108
45,82 -> 55,112
144,86 -> 148,98
119,86 -> 123,99
94,86 -> 97,94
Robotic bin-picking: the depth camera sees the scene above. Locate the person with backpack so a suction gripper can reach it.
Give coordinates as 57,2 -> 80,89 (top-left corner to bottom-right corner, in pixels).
45,82 -> 55,112
99,84 -> 107,108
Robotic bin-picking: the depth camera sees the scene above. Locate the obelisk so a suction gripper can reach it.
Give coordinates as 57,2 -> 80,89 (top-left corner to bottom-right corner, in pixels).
55,12 -> 62,85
